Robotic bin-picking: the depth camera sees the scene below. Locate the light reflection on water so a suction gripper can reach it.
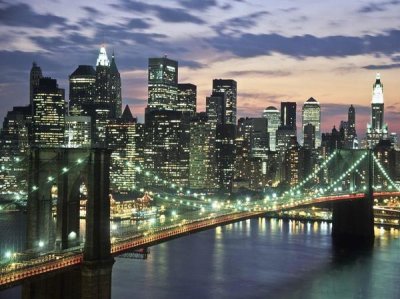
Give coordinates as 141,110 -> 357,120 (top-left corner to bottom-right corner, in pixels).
113,218 -> 400,299
0,215 -> 399,299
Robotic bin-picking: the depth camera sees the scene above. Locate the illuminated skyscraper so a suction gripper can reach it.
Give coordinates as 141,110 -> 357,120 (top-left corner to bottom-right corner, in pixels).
212,79 -> 237,125
32,77 -> 65,147
189,113 -> 218,191
302,97 -> 321,148
280,102 -> 296,131
92,46 -> 122,144
263,106 -> 280,151
144,110 -> 189,187
148,56 -> 178,111
69,65 -> 96,116
30,62 -> 42,107
367,73 -> 387,148
206,92 -> 225,125
106,105 -> 136,193
65,116 -> 91,148
178,83 -> 197,115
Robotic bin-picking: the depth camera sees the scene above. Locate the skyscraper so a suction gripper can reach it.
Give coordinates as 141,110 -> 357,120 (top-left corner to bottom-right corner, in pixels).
110,52 -> 122,118
280,102 -> 296,131
69,65 -> 96,116
212,79 -> 237,125
346,105 -> 357,148
65,116 -> 91,148
302,97 -> 321,148
262,106 -> 280,151
178,83 -> 197,115
30,62 -> 42,107
148,56 -> 178,111
92,46 -> 122,144
144,110 -> 189,187
189,113 -> 218,191
206,92 -> 225,125
367,73 -> 387,148
32,77 -> 65,147
106,105 -> 136,193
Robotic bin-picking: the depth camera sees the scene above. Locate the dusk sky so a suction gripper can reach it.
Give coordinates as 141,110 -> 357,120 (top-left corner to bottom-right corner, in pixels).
0,0 -> 399,137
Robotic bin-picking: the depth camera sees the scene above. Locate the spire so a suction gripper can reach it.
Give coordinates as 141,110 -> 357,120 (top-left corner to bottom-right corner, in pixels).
96,45 -> 110,67
110,50 -> 119,73
372,73 -> 383,104
121,105 -> 135,122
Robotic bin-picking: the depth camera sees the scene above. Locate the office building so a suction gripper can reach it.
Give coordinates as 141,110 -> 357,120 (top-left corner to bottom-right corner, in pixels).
302,97 -> 321,148
212,79 -> 237,125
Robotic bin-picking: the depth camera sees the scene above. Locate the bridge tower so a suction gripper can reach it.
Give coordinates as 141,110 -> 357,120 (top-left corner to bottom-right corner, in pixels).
24,147 -> 114,299
331,150 -> 375,247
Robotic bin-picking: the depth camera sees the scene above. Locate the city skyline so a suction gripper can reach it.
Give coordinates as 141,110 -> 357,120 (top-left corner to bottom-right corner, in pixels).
0,0 -> 399,137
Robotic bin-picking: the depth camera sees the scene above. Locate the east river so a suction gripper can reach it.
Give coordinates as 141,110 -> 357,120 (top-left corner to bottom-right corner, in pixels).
1,212 -> 400,299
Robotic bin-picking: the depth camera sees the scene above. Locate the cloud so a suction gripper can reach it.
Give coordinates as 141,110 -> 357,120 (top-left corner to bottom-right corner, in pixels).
358,1 -> 400,13
177,0 -> 217,10
206,29 -> 400,59
214,11 -> 269,33
127,18 -> 152,29
82,6 -> 103,16
362,63 -> 400,70
179,60 -> 206,69
113,0 -> 205,24
0,2 -> 67,28
223,70 -> 291,77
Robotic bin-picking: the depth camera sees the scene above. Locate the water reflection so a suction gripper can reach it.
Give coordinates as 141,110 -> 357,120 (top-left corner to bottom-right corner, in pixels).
112,217 -> 400,299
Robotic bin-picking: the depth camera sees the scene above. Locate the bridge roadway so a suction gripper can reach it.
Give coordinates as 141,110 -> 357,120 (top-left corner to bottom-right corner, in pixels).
1,191 -> 399,290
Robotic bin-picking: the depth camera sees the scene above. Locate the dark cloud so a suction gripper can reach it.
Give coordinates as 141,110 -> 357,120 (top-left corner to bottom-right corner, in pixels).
0,2 -> 66,28
113,1 -> 205,24
206,29 -> 400,59
358,1 -> 400,13
179,60 -> 206,69
391,55 -> 400,62
82,6 -> 103,16
281,7 -> 298,13
214,11 -> 269,33
362,63 -> 400,70
224,70 -> 291,77
127,18 -> 152,29
178,0 -> 217,10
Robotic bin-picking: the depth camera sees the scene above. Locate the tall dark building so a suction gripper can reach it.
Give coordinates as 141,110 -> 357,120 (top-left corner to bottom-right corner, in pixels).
212,79 -> 237,125
281,102 -> 296,131
216,124 -> 236,194
30,62 -> 42,107
148,56 -> 178,111
346,105 -> 357,148
178,83 -> 196,115
93,46 -> 122,144
32,77 -> 65,147
110,53 -> 122,118
206,92 -> 225,125
303,123 -> 315,150
69,65 -> 96,116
